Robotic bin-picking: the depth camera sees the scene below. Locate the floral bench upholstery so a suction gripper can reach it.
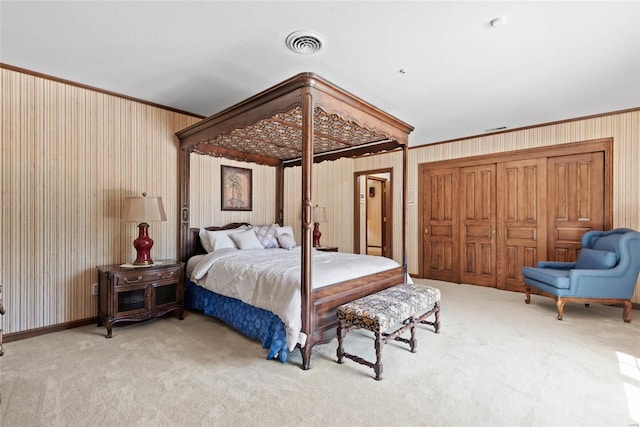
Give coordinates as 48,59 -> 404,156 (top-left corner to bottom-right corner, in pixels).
336,283 -> 441,380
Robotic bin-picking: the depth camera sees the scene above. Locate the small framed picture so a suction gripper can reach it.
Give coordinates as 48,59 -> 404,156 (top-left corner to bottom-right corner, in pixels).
221,165 -> 252,211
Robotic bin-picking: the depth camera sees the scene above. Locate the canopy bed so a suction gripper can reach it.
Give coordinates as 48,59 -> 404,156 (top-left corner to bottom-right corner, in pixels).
176,73 -> 413,369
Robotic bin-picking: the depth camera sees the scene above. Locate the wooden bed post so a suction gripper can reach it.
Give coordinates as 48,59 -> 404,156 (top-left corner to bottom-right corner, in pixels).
300,87 -> 314,370
402,144 -> 408,282
276,164 -> 285,226
178,146 -> 191,262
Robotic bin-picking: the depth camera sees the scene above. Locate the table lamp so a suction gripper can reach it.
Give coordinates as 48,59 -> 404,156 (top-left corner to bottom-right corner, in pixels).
312,206 -> 328,247
122,192 -> 167,265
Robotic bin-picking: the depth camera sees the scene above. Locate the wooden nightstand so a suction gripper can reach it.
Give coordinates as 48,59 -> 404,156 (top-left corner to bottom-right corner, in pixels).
315,246 -> 338,252
97,260 -> 184,338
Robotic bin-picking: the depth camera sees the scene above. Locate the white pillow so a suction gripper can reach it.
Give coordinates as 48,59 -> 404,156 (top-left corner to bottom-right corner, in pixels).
276,226 -> 296,245
199,228 -> 215,253
276,226 -> 294,237
199,226 -> 248,253
277,233 -> 297,250
230,229 -> 264,250
208,232 -> 236,251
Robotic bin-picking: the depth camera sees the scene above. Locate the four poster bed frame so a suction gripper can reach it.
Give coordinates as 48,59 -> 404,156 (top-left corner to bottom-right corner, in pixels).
176,73 -> 414,369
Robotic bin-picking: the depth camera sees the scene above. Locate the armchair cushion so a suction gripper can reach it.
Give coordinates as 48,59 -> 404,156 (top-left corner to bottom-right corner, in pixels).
575,248 -> 618,270
521,266 -> 571,289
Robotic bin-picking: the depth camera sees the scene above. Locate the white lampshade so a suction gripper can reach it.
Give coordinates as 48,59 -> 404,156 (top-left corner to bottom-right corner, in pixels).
313,206 -> 328,224
122,193 -> 167,223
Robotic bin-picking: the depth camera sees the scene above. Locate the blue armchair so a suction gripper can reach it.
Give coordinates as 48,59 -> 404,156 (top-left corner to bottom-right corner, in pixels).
522,228 -> 640,322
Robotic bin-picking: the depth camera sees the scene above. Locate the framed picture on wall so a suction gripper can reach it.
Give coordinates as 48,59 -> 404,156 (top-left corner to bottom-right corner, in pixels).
221,165 -> 252,211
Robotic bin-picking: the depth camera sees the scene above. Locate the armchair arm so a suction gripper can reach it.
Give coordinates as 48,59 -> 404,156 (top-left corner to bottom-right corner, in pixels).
536,261 -> 575,270
568,265 -> 638,299
566,232 -> 640,299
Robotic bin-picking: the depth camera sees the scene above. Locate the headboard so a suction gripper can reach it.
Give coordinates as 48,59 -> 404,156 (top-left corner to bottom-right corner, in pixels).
185,222 -> 251,262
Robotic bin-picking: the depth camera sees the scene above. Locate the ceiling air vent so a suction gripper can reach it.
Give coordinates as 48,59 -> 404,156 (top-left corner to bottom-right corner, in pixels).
285,31 -> 325,55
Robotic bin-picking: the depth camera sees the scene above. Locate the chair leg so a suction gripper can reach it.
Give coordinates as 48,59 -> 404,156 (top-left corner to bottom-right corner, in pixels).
524,286 -> 531,304
623,301 -> 632,323
556,298 -> 566,321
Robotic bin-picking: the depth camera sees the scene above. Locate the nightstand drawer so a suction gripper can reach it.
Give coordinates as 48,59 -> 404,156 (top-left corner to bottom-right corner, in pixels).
113,266 -> 181,287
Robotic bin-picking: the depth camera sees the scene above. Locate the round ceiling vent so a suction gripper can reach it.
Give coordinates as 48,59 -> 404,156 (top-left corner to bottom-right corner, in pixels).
285,30 -> 325,55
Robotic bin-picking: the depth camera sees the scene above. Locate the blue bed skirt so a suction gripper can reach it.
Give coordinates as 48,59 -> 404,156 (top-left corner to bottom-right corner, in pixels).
184,278 -> 290,362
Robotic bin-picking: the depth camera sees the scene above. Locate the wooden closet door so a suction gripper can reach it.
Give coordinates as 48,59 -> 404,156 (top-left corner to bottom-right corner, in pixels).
422,167 -> 459,282
460,165 -> 497,287
497,159 -> 547,291
547,152 -> 605,261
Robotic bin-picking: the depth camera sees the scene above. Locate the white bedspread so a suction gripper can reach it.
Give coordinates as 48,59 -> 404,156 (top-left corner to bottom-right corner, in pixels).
188,247 -> 402,351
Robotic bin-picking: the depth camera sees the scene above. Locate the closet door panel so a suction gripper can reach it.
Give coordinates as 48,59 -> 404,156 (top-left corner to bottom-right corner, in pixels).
422,167 -> 459,282
497,159 -> 547,292
419,140 -> 610,292
460,165 -> 496,286
548,152 -> 604,262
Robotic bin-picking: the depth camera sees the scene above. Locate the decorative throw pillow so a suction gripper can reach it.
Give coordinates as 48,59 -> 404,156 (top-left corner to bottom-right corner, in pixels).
276,226 -> 296,244
575,248 -> 618,269
253,224 -> 279,249
230,229 -> 264,250
277,233 -> 297,250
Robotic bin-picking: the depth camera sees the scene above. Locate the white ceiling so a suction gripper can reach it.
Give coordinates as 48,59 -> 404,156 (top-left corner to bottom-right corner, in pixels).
1,1 -> 639,146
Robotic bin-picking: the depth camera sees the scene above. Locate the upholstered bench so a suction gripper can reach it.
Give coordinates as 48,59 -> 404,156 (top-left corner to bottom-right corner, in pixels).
336,283 -> 441,380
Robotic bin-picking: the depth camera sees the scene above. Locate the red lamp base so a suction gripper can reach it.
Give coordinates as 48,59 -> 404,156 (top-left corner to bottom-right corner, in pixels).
133,222 -> 154,265
313,222 -> 322,247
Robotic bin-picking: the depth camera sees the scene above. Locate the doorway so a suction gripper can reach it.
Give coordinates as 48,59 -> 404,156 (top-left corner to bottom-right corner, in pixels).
354,169 -> 392,258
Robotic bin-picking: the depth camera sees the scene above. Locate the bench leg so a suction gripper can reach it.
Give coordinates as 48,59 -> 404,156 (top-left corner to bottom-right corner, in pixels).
418,302 -> 441,333
374,330 -> 384,381
336,322 -> 345,364
409,317 -> 417,353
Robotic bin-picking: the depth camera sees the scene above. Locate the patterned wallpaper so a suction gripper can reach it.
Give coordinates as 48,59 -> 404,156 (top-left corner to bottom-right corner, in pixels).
1,68 -> 199,334
2,66 -> 639,337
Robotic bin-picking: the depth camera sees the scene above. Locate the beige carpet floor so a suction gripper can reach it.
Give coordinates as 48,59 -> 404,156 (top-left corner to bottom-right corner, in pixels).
1,279 -> 639,427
